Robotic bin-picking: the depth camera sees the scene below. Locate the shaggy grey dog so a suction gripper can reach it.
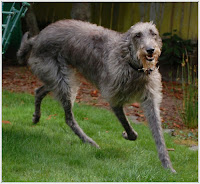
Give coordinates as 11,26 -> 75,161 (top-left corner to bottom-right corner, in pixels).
17,19 -> 175,172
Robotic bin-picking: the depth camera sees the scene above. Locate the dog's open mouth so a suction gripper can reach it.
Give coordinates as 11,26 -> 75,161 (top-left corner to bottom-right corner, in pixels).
139,54 -> 158,74
146,55 -> 154,62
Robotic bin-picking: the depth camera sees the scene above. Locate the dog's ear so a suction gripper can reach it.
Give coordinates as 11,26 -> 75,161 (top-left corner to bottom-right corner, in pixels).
121,30 -> 139,62
125,31 -> 135,51
118,31 -> 134,60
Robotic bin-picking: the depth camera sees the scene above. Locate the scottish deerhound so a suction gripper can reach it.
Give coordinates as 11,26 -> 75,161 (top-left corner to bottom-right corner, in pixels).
17,19 -> 175,172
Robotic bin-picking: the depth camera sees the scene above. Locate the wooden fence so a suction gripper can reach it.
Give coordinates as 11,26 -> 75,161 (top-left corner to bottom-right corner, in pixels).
33,2 -> 198,41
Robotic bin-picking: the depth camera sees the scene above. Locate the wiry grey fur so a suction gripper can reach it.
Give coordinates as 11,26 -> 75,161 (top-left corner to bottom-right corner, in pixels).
17,19 -> 175,172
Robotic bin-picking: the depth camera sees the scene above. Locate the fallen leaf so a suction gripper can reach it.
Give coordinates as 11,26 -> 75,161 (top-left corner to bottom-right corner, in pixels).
76,96 -> 81,99
135,113 -> 144,118
90,90 -> 98,97
46,114 -> 57,120
94,104 -> 103,107
167,148 -> 175,151
160,107 -> 166,111
103,103 -> 109,106
173,123 -> 181,128
2,120 -> 11,124
46,116 -> 52,120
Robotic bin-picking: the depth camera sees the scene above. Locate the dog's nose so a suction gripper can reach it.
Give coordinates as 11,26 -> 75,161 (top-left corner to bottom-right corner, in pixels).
146,48 -> 155,55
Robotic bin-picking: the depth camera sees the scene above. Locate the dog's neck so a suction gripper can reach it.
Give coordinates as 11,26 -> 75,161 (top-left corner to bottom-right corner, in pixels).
128,62 -> 156,75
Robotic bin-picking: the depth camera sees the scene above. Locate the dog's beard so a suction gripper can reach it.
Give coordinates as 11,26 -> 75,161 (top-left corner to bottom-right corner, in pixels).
137,47 -> 161,71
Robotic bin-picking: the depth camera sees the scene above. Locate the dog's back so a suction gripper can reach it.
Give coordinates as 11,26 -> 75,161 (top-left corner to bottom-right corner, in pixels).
33,20 -> 119,61
20,20 -> 121,87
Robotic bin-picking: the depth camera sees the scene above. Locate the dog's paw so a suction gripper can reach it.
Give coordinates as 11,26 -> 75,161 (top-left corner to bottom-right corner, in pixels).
83,137 -> 100,149
170,168 -> 177,173
32,113 -> 40,124
122,131 -> 138,141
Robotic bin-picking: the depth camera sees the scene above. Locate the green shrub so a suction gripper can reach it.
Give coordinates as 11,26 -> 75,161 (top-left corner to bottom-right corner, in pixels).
160,30 -> 195,65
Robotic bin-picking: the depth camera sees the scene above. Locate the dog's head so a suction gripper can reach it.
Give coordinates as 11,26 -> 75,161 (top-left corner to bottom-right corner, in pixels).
128,22 -> 162,72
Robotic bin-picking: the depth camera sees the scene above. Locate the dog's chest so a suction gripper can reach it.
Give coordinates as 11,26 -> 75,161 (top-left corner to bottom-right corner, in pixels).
122,70 -> 162,104
108,74 -> 149,106
127,76 -> 148,100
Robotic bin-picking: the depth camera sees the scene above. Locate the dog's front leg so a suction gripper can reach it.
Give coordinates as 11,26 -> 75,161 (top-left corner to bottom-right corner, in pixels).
112,106 -> 138,141
142,95 -> 176,173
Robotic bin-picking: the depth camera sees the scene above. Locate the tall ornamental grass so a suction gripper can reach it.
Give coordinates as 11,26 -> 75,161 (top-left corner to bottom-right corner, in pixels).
178,52 -> 198,128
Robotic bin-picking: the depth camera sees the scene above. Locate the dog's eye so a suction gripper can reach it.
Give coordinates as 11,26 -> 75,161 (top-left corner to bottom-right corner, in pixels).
150,30 -> 157,36
135,32 -> 141,38
152,32 -> 157,36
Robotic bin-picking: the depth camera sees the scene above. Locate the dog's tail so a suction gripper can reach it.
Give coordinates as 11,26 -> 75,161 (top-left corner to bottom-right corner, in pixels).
17,32 -> 36,65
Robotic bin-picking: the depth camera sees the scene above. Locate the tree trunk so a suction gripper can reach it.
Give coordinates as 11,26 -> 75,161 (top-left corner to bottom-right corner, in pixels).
71,3 -> 91,22
25,3 -> 39,36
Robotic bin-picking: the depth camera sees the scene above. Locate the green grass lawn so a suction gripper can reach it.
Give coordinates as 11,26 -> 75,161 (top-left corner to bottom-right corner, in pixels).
2,90 -> 198,182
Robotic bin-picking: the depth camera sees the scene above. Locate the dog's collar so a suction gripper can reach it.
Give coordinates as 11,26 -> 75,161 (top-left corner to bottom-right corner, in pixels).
138,68 -> 154,75
128,62 -> 157,75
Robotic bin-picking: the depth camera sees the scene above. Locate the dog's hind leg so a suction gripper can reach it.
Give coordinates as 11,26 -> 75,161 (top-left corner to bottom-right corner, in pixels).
30,55 -> 99,148
48,56 -> 99,148
60,96 -> 100,148
142,95 -> 176,173
33,85 -> 50,124
112,106 -> 138,140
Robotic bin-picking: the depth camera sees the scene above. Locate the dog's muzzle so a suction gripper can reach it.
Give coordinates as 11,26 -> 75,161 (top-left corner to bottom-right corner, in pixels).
136,47 -> 161,74
145,48 -> 155,62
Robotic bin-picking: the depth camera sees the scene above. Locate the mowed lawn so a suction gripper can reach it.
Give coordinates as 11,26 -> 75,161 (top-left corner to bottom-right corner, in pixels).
2,90 -> 198,182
